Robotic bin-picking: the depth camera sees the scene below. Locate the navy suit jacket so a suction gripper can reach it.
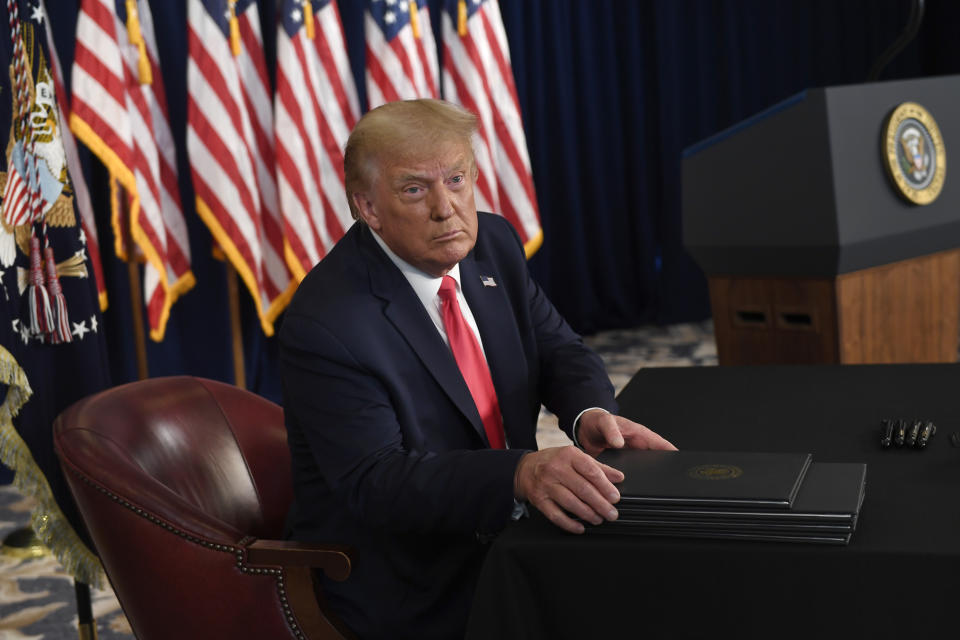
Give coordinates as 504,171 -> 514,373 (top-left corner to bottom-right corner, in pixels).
280,213 -> 617,639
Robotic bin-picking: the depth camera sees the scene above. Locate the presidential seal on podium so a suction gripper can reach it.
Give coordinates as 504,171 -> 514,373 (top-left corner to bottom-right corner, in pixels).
882,101 -> 946,205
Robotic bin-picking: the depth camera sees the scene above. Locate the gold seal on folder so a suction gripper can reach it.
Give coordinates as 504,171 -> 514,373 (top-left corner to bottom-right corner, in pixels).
687,464 -> 743,480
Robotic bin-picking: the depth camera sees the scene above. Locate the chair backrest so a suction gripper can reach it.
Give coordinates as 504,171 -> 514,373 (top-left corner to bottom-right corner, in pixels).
54,376 -> 301,640
56,375 -> 290,537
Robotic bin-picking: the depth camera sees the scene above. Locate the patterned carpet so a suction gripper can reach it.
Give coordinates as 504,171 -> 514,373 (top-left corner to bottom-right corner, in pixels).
538,321 -> 717,447
0,321 -> 716,639
0,487 -> 131,639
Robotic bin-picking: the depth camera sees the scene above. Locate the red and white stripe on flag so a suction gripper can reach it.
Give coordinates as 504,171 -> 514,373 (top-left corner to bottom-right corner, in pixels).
187,0 -> 293,336
365,0 -> 439,108
1,154 -> 28,228
275,0 -> 360,280
441,0 -> 542,256
71,0 -> 195,340
41,0 -> 108,311
1,145 -> 60,228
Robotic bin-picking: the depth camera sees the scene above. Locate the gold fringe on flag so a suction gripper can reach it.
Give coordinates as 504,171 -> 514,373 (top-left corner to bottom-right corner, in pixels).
0,346 -> 105,587
458,0 -> 467,36
124,0 -> 152,84
303,0 -> 315,40
410,0 -> 421,39
228,0 -> 242,56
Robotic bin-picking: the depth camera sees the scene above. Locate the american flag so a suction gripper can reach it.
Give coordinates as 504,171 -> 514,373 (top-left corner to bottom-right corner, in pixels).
441,0 -> 542,255
275,0 -> 360,280
71,0 -> 195,341
365,0 -> 439,107
40,0 -> 107,311
187,0 -> 293,335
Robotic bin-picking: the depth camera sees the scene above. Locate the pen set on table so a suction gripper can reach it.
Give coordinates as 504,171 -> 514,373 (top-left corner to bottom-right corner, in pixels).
879,419 -> 935,449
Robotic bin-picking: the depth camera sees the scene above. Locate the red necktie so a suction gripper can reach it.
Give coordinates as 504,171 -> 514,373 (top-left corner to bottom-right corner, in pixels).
438,276 -> 506,449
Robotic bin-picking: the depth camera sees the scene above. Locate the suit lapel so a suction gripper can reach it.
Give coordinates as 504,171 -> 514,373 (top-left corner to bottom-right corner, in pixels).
360,228 -> 488,444
460,254 -> 532,449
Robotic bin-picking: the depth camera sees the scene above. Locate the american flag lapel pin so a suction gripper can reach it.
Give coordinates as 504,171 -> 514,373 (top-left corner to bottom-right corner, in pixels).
481,275 -> 497,287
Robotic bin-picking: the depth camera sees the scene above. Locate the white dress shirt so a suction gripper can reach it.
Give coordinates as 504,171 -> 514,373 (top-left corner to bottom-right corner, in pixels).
371,230 -> 487,357
371,230 -> 605,449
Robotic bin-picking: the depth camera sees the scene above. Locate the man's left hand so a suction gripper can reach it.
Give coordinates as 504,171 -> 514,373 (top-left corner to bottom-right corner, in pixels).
577,409 -> 677,457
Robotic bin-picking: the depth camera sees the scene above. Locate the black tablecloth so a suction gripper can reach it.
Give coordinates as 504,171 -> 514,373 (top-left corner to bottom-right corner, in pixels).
466,364 -> 960,640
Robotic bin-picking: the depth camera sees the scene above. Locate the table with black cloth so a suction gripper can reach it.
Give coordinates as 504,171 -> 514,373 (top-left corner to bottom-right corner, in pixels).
466,365 -> 960,640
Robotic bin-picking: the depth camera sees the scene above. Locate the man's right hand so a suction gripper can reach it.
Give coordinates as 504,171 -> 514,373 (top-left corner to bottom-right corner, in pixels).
513,446 -> 624,534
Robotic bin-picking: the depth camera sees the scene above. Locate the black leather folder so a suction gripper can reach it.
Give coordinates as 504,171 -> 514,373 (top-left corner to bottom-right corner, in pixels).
590,462 -> 867,545
604,517 -> 853,533
597,449 -> 812,509
614,462 -> 867,527
589,525 -> 853,546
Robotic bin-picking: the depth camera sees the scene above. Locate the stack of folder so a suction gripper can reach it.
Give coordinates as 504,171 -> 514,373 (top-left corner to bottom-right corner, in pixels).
591,450 -> 866,545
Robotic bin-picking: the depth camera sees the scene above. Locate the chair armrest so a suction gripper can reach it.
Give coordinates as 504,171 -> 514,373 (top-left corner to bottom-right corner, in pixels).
246,539 -> 352,582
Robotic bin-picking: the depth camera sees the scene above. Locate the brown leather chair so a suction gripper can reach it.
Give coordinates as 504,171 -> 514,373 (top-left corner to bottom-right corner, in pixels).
53,376 -> 354,640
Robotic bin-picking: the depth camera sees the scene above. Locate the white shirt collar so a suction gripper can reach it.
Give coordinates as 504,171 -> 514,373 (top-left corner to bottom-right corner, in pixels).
370,228 -> 463,309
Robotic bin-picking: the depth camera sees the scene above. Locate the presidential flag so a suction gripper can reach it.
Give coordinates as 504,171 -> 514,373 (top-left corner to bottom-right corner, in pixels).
71,0 -> 195,341
40,1 -> 107,312
188,0 -> 293,335
441,0 -> 542,256
365,0 -> 439,108
1,0 -> 111,586
275,0 -> 360,280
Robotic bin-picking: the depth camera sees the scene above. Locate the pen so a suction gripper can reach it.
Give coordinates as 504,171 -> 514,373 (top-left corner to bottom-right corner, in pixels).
917,421 -> 936,449
879,419 -> 894,448
894,419 -> 906,447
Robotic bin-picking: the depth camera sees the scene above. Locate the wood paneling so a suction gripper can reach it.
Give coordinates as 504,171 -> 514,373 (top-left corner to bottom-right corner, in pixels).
836,250 -> 960,363
709,276 -> 838,365
708,250 -> 960,365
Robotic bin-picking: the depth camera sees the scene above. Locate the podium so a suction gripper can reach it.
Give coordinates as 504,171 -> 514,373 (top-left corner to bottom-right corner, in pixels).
683,75 -> 960,365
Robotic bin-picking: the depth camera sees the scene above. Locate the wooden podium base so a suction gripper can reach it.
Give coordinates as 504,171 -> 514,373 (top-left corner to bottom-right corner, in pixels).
708,249 -> 960,365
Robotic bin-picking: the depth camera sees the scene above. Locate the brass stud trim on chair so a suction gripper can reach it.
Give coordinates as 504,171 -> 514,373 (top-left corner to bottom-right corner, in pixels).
66,469 -> 310,640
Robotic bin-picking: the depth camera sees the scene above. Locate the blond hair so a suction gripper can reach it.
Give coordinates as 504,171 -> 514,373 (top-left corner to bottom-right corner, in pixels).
343,99 -> 478,220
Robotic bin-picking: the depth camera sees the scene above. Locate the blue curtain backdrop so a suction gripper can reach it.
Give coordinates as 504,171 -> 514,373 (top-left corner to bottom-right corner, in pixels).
44,0 -> 960,404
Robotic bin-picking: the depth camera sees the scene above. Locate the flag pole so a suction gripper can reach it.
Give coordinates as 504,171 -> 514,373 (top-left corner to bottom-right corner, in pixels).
74,580 -> 96,640
226,263 -> 246,389
125,247 -> 149,381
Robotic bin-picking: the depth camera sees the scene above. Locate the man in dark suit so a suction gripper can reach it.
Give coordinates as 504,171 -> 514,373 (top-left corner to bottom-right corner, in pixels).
280,99 -> 675,639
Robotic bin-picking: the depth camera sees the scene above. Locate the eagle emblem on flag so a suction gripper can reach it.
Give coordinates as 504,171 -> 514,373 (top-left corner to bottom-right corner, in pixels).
0,19 -> 86,343
1,63 -> 80,258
